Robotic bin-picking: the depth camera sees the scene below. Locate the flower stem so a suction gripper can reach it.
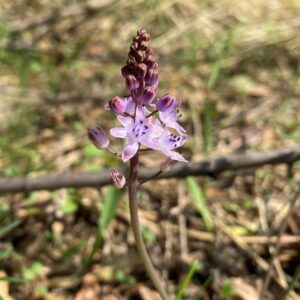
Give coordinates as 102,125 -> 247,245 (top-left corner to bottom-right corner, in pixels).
128,153 -> 168,300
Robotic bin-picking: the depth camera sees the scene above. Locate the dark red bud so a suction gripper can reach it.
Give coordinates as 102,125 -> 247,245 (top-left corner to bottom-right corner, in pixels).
152,62 -> 158,70
145,55 -> 156,67
136,63 -> 147,79
140,41 -> 149,50
130,42 -> 138,51
136,50 -> 146,62
121,66 -> 130,78
126,74 -> 139,91
127,57 -> 137,66
141,86 -> 156,105
145,69 -> 158,86
137,28 -> 150,41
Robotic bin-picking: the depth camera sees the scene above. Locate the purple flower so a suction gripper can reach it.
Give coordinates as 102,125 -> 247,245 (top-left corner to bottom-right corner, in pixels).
89,29 -> 188,166
155,94 -> 186,134
106,96 -> 136,115
156,94 -> 179,112
110,106 -> 163,162
155,131 -> 187,162
88,127 -> 110,149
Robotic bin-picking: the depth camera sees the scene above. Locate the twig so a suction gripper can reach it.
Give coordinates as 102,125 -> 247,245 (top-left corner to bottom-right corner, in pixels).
1,146 -> 300,193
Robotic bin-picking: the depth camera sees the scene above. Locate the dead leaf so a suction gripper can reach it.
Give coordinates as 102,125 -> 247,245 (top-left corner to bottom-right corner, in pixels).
231,277 -> 259,300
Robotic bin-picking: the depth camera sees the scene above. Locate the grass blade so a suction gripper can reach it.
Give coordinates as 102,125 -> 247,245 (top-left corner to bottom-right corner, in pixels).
0,276 -> 28,284
176,260 -> 202,300
186,177 -> 213,231
0,220 -> 21,238
99,186 -> 121,235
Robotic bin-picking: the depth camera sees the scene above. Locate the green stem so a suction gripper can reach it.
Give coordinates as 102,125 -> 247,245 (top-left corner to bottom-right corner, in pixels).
128,153 -> 168,300
176,260 -> 201,300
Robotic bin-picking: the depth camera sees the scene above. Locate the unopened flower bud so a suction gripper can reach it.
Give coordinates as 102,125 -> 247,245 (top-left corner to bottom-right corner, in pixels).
141,86 -> 156,105
127,57 -> 137,68
156,94 -> 179,112
146,48 -> 154,55
111,169 -> 126,189
126,74 -> 139,91
121,66 -> 130,78
140,41 -> 150,50
136,63 -> 147,79
135,51 -> 146,62
145,55 -> 155,67
88,127 -> 109,149
130,42 -> 138,52
109,96 -> 126,114
137,28 -> 150,41
145,69 -> 158,86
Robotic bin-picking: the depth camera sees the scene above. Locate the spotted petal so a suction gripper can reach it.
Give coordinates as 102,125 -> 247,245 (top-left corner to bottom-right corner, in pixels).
160,110 -> 186,134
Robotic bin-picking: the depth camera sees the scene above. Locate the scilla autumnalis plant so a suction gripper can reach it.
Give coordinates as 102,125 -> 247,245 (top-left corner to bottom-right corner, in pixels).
88,29 -> 187,299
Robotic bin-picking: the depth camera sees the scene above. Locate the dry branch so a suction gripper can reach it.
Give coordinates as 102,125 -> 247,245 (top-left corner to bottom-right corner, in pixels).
1,146 -> 300,194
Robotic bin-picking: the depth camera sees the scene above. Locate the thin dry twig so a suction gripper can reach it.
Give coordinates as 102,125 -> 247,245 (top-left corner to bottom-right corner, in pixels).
1,146 -> 300,193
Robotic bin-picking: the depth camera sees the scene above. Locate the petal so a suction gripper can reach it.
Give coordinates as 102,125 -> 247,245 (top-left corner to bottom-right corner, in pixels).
122,142 -> 139,162
117,115 -> 133,128
110,127 -> 127,138
174,134 -> 187,148
135,105 -> 146,123
158,131 -> 187,150
125,97 -> 136,114
164,150 -> 188,163
160,111 -> 186,134
149,124 -> 164,138
139,136 -> 160,150
172,122 -> 186,134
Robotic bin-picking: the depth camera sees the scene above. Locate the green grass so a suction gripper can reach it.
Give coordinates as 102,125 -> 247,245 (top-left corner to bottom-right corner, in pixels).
185,177 -> 213,231
176,260 -> 202,300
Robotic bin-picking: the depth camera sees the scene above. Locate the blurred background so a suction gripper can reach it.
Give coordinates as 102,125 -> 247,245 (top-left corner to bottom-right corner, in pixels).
0,0 -> 300,299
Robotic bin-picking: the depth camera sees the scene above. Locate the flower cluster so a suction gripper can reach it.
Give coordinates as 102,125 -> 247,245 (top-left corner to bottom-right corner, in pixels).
88,29 -> 187,165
